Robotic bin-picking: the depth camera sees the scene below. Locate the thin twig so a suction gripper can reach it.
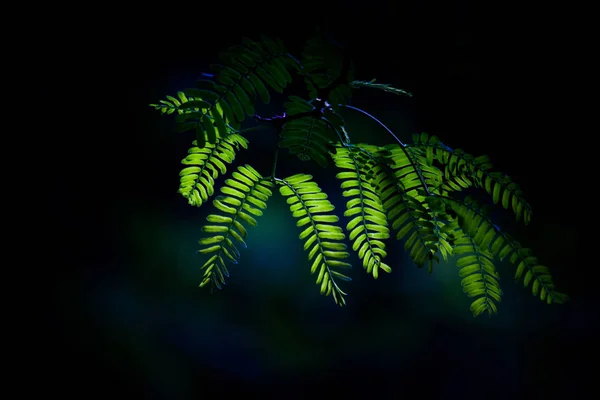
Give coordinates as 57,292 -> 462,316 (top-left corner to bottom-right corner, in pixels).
341,104 -> 432,195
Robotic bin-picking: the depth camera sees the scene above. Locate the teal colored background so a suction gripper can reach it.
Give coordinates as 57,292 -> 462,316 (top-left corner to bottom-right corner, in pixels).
44,1 -> 587,398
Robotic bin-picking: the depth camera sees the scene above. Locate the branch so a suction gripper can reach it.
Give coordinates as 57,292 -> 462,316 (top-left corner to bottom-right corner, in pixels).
253,43 -> 351,130
252,96 -> 330,128
252,49 -> 352,170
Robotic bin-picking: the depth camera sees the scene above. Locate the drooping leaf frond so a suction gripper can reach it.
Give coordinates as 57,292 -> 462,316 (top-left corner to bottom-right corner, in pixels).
439,195 -> 567,305
381,143 -> 430,194
453,233 -> 503,317
279,96 -> 340,166
197,165 -> 273,289
332,146 -> 392,278
446,196 -> 500,251
494,234 -> 569,305
373,144 -> 440,269
278,174 -> 351,305
411,132 -> 532,224
178,133 -> 248,207
401,133 -> 472,194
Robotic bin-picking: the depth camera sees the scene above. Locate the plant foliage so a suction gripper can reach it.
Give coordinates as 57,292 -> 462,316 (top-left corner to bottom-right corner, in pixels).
150,32 -> 568,317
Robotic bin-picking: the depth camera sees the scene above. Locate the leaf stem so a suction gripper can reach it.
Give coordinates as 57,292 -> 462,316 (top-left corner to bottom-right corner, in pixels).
341,104 -> 432,195
270,127 -> 282,182
341,105 -> 406,146
271,144 -> 279,182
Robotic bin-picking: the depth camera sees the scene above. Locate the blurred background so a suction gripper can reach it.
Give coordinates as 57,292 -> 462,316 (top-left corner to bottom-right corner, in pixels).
42,0 -> 588,398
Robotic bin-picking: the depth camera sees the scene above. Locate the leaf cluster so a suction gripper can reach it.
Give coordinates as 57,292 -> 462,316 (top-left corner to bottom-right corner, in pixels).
150,33 -> 568,316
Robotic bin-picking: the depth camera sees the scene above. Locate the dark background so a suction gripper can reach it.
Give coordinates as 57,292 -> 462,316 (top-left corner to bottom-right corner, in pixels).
42,0 -> 590,398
